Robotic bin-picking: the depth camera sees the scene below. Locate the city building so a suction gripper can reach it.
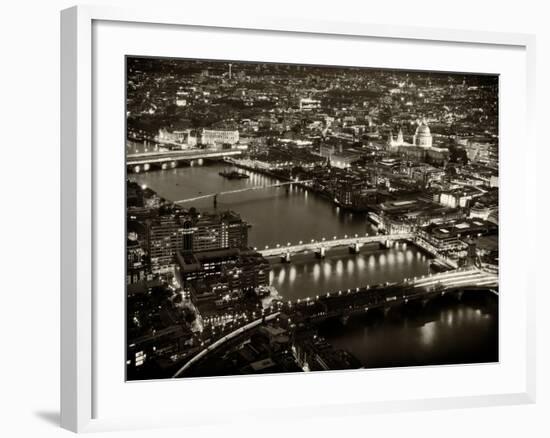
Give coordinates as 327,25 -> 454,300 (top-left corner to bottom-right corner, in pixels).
386,120 -> 449,165
189,211 -> 249,253
417,219 -> 496,259
375,199 -> 466,233
386,128 -> 406,149
199,129 -> 239,146
329,151 -> 359,169
409,164 -> 446,186
156,128 -> 197,147
127,238 -> 148,284
469,202 -> 492,220
177,248 -> 241,289
398,145 -> 426,162
426,146 -> 450,165
417,225 -> 469,256
127,325 -> 192,374
225,250 -> 270,292
299,97 -> 321,110
176,248 -> 269,300
175,91 -> 188,107
439,186 -> 482,208
146,215 -> 187,273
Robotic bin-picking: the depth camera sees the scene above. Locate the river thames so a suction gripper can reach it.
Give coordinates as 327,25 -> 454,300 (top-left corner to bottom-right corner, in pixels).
129,161 -> 498,367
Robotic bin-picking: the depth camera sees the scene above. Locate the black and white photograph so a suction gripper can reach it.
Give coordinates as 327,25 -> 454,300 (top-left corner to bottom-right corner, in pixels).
125,57 -> 499,380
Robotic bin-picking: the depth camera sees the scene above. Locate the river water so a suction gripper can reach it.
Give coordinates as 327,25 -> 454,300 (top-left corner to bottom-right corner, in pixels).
268,245 -> 430,301
129,161 -> 498,366
130,162 -> 375,249
320,293 -> 498,368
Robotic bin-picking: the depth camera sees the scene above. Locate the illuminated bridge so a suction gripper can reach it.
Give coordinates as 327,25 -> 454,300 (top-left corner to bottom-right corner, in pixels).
174,180 -> 313,205
258,232 -> 458,268
285,267 -> 498,324
173,267 -> 497,377
126,149 -> 243,173
259,233 -> 413,260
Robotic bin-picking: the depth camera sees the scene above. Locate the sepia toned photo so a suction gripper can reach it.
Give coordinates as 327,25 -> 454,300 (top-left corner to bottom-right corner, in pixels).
125,57 -> 499,381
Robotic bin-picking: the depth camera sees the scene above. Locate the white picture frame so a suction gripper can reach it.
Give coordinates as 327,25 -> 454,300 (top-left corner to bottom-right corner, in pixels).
61,4 -> 537,433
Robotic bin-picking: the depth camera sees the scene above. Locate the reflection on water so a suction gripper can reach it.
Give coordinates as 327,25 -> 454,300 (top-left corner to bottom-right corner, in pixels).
269,247 -> 431,301
420,322 -> 436,347
130,163 -> 376,248
320,294 -> 499,368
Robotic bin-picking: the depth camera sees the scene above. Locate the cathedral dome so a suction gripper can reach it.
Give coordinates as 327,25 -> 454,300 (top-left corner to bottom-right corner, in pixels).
415,123 -> 431,136
413,120 -> 433,148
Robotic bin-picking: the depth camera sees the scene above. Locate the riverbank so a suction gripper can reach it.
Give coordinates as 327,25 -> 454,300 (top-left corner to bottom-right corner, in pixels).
228,159 -> 370,212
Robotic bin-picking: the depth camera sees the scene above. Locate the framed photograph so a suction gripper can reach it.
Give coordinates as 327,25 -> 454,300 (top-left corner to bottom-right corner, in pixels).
61,5 -> 536,432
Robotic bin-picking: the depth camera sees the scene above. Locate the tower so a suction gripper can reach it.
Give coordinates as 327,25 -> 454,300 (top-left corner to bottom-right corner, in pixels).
396,128 -> 404,145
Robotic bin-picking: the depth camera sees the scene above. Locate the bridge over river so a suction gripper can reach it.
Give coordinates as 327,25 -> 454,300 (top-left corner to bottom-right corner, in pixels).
260,233 -> 413,257
127,149 -> 242,173
173,267 -> 497,377
258,232 -> 458,269
283,267 -> 497,324
173,180 -> 313,204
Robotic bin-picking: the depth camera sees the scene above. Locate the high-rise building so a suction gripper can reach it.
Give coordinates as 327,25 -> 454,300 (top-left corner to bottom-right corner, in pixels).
191,211 -> 248,252
192,214 -> 225,253
145,210 -> 248,272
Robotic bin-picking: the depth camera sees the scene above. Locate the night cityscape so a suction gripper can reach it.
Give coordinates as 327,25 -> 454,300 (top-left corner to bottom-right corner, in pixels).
125,57 -> 499,380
